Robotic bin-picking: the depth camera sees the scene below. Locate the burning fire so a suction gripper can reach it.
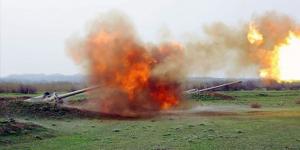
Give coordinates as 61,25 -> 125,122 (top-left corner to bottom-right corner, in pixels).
277,32 -> 300,82
247,23 -> 263,45
67,13 -> 184,116
248,24 -> 300,82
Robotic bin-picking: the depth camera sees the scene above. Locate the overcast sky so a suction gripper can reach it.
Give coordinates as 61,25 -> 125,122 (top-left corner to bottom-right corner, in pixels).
0,0 -> 299,77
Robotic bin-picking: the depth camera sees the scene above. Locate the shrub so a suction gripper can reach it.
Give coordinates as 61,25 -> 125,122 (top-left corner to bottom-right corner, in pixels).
17,85 -> 37,94
250,102 -> 261,108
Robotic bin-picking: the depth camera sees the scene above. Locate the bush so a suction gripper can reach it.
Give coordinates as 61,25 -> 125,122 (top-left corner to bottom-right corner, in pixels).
250,102 -> 261,108
17,85 -> 37,94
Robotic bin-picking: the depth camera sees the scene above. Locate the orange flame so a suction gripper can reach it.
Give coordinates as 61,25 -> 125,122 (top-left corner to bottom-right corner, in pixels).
247,23 -> 263,45
248,23 -> 300,83
69,16 -> 184,116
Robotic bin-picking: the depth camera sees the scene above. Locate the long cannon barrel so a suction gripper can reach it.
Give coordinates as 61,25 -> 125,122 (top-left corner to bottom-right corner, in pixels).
184,81 -> 242,94
58,86 -> 100,99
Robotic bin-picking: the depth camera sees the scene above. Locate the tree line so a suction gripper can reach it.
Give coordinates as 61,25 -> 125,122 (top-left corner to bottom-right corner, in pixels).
0,82 -> 86,94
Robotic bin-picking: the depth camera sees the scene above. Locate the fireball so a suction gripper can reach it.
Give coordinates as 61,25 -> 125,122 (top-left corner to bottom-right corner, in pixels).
277,32 -> 300,82
248,23 -> 300,82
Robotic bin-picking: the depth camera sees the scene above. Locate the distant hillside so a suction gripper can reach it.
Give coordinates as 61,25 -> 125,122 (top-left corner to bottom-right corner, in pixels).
0,74 -> 86,83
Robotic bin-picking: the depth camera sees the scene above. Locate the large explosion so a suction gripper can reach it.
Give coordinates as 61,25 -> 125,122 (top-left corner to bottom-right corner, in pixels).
185,12 -> 300,83
247,24 -> 300,82
67,13 -> 184,116
67,11 -> 300,116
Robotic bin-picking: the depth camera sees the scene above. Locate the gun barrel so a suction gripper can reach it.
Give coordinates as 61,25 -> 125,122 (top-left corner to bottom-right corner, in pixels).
184,81 -> 242,94
58,85 -> 100,99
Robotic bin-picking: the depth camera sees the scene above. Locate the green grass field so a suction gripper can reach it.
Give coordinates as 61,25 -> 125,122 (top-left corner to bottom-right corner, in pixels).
1,90 -> 300,150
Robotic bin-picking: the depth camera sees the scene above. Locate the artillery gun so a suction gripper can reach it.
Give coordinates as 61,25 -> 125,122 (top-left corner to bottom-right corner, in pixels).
24,86 -> 99,104
184,81 -> 242,94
